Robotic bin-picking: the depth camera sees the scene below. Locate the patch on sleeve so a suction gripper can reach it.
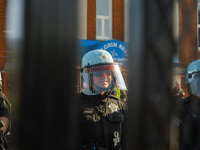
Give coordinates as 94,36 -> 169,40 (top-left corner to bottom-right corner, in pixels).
172,115 -> 182,126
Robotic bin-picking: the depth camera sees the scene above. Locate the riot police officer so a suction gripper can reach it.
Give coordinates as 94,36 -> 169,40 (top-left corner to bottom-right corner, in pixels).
79,49 -> 127,150
172,59 -> 200,150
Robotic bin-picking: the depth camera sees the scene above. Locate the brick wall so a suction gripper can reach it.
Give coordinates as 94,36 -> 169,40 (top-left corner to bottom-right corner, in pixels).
179,0 -> 199,97
87,0 -> 96,40
0,0 -> 6,69
113,0 -> 124,41
0,0 -> 7,96
179,0 -> 198,68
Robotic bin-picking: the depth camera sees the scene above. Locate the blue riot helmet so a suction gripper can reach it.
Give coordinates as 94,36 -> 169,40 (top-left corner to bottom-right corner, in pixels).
185,59 -> 200,97
81,49 -> 127,95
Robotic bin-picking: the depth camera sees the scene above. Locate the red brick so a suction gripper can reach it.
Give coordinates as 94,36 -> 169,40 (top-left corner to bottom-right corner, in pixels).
87,0 -> 96,40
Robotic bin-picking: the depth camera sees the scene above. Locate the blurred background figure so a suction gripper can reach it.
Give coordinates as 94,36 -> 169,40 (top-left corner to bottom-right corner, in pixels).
172,59 -> 200,150
172,81 -> 185,101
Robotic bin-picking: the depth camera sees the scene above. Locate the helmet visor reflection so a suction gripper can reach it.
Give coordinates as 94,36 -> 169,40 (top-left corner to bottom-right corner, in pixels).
92,66 -> 115,77
93,71 -> 111,77
84,66 -> 115,76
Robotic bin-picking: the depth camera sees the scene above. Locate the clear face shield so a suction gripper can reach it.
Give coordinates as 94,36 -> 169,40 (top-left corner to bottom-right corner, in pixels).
81,64 -> 127,95
186,60 -> 200,97
187,71 -> 200,97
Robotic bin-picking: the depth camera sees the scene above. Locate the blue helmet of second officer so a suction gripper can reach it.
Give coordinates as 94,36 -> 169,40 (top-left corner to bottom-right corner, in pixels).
81,49 -> 127,95
185,59 -> 200,97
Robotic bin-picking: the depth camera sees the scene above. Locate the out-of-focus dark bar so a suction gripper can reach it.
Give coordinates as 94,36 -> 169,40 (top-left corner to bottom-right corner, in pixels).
18,0 -> 79,149
126,0 -> 176,150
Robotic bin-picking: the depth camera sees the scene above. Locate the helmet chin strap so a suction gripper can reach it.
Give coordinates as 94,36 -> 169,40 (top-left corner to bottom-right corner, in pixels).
94,83 -> 114,95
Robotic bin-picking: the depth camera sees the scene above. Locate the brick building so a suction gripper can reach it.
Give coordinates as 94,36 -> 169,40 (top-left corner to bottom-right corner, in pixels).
175,0 -> 200,97
0,0 -> 199,97
0,0 -> 8,96
76,0 -> 200,97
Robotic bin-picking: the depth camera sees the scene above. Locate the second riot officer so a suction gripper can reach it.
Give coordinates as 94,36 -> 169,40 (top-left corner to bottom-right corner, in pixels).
79,49 -> 127,150
172,59 -> 200,150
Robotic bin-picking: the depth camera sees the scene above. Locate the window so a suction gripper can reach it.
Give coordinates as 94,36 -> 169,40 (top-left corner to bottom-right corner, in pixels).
198,0 -> 200,50
96,0 -> 112,40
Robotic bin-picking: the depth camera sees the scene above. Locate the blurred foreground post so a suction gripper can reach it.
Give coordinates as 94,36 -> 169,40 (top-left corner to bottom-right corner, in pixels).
18,0 -> 79,149
126,0 -> 176,149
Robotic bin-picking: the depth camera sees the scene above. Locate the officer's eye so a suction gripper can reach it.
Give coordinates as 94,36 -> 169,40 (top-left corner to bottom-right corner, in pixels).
93,72 -> 104,77
188,73 -> 192,78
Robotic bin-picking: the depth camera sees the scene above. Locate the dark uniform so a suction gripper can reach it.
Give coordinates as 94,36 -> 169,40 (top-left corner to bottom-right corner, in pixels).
80,92 -> 126,150
0,89 -> 10,150
173,95 -> 200,150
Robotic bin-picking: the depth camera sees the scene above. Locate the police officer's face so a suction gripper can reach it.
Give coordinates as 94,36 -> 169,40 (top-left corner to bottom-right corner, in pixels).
176,82 -> 180,88
93,71 -> 112,88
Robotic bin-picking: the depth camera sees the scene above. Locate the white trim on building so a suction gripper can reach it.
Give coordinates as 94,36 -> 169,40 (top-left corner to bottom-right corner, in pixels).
96,0 -> 112,40
77,0 -> 87,39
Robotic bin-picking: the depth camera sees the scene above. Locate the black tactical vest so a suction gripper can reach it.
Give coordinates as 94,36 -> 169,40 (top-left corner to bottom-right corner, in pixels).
80,93 -> 126,150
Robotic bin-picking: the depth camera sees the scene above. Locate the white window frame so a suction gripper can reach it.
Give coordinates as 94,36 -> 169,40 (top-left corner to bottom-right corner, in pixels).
198,1 -> 200,51
96,0 -> 112,40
